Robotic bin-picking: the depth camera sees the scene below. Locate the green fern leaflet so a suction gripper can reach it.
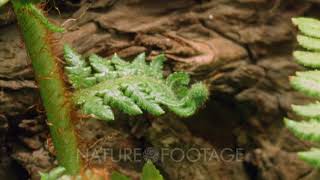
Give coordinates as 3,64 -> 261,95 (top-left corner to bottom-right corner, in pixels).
285,17 -> 320,168
64,45 -> 209,121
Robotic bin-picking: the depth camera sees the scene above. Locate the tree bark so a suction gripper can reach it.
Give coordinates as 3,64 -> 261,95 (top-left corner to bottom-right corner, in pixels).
1,0 -> 320,179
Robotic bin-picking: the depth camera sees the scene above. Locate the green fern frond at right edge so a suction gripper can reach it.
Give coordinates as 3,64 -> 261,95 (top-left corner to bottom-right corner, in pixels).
285,17 -> 320,168
63,45 -> 209,121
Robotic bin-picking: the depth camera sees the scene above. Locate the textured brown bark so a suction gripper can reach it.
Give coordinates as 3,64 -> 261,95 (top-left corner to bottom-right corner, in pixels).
1,0 -> 320,179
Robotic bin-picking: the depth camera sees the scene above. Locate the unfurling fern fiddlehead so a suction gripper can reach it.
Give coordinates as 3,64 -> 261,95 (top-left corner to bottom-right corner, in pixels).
64,45 -> 209,121
38,45 -> 208,179
285,17 -> 320,168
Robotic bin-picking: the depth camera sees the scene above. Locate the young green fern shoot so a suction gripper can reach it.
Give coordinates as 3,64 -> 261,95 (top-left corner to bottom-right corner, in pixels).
285,17 -> 320,168
64,45 -> 209,121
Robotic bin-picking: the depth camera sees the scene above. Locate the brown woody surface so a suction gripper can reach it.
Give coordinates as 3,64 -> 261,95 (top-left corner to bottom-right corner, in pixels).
1,0 -> 320,179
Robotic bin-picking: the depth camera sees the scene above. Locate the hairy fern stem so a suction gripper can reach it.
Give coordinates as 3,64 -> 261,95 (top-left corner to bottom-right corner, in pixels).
11,0 -> 81,174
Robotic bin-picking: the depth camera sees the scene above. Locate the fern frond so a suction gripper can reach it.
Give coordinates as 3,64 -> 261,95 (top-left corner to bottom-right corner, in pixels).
297,35 -> 320,51
286,17 -> 320,168
294,51 -> 320,68
292,17 -> 320,39
285,118 -> 320,142
298,148 -> 320,168
292,102 -> 320,119
89,54 -> 118,82
82,96 -> 114,120
166,72 -> 190,98
141,160 -> 164,180
64,45 -> 209,121
290,71 -> 320,98
104,89 -> 143,116
64,45 -> 96,89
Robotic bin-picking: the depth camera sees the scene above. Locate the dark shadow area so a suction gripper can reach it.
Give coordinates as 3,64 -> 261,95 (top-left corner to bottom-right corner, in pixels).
184,96 -> 244,150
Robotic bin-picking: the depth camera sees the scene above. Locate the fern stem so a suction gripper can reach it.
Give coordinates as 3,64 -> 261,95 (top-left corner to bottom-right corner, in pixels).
11,0 -> 82,174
